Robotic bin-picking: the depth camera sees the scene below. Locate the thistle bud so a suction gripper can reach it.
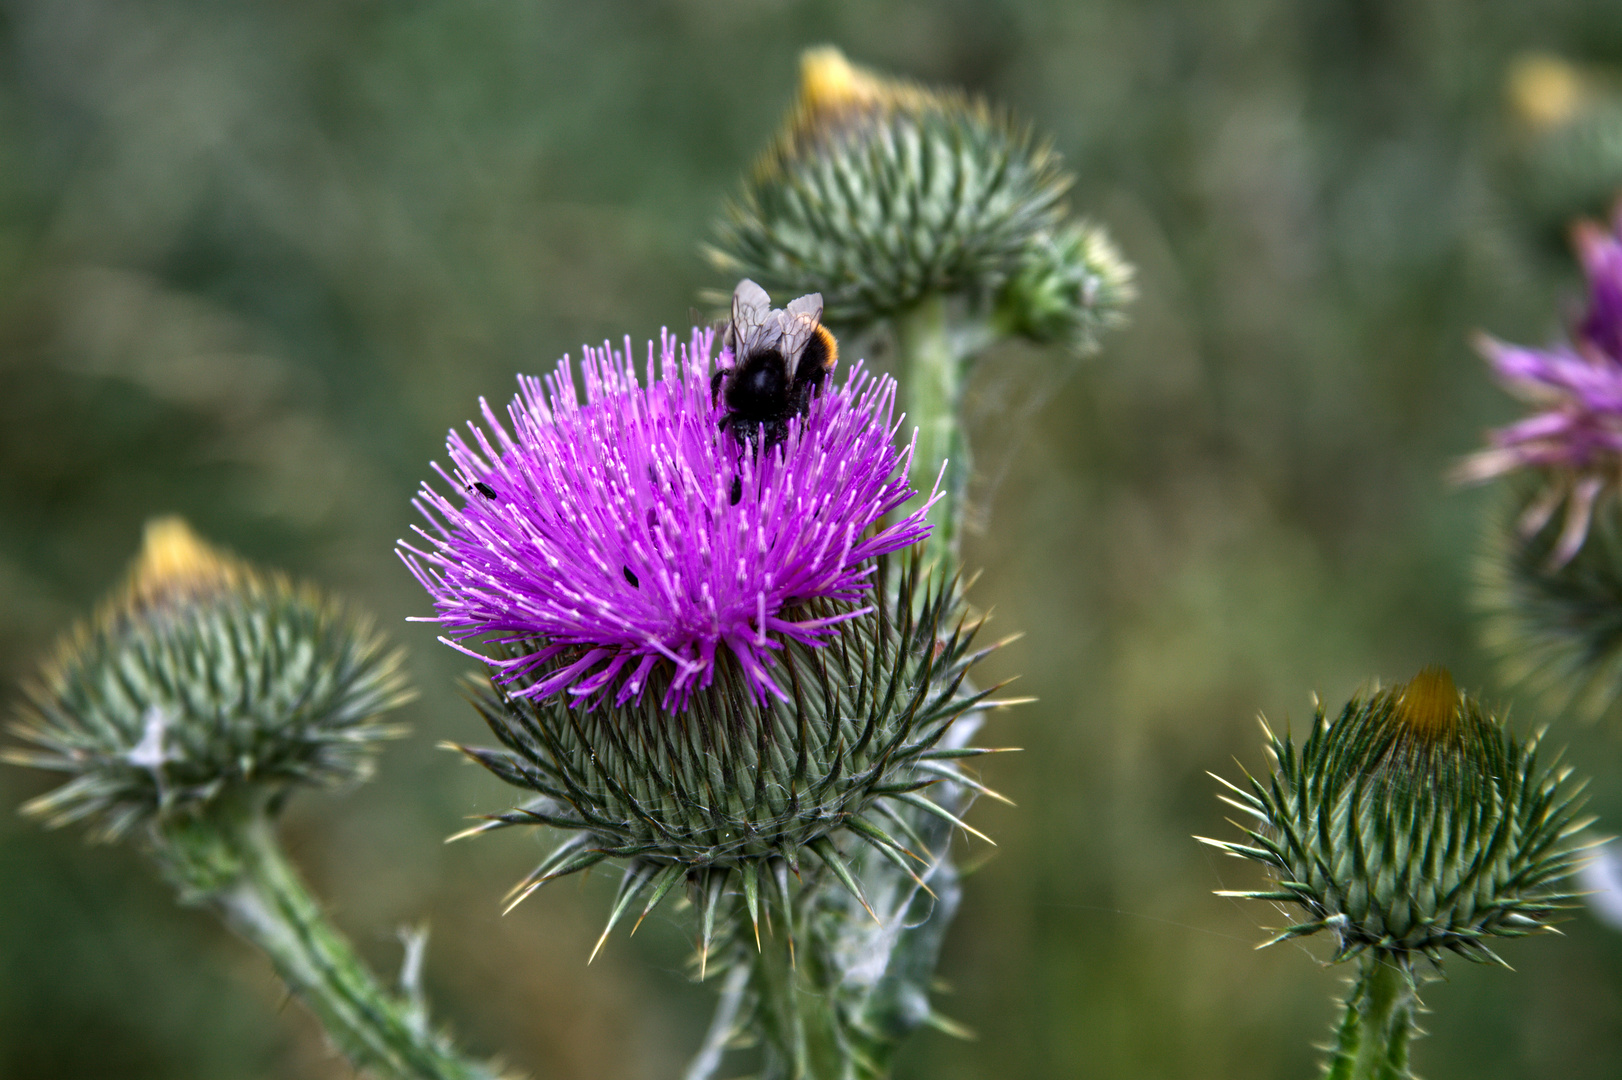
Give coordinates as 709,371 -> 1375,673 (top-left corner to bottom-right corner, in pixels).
7,517 -> 412,839
996,219 -> 1136,355
1201,667 -> 1594,966
707,47 -> 1131,339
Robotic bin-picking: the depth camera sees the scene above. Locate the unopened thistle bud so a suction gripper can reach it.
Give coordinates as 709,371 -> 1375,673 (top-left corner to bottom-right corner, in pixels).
708,47 -> 1132,343
997,219 -> 1136,354
7,518 -> 413,840
1201,667 -> 1593,967
400,326 -> 1003,961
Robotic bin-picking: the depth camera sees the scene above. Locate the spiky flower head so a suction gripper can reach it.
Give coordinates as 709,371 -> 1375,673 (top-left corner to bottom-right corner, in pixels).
6,518 -> 412,840
457,553 -> 1005,966
997,219 -> 1136,355
1201,667 -> 1594,967
399,327 -> 932,711
707,47 -> 1132,343
1459,204 -> 1622,565
400,324 -> 1006,960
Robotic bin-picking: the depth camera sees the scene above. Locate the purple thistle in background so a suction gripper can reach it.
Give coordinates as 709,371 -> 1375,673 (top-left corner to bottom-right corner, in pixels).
1460,205 -> 1622,564
399,327 -> 934,710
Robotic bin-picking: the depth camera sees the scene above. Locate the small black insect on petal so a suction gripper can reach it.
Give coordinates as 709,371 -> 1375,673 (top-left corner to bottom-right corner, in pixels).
623,566 -> 640,588
730,476 -> 743,505
468,481 -> 498,500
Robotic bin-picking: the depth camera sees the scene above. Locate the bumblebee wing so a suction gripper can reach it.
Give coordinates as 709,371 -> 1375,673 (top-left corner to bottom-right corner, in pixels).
784,292 -> 823,325
727,279 -> 773,358
778,293 -> 824,379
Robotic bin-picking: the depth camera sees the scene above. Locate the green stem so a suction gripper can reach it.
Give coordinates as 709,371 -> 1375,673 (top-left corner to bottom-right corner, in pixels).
1322,954 -> 1418,1080
683,963 -> 752,1080
157,796 -> 501,1080
699,298 -> 993,1080
749,922 -> 850,1080
892,296 -> 994,565
721,794 -> 968,1080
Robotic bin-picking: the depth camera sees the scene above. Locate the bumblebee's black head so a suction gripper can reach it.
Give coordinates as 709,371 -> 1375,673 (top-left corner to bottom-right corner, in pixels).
713,280 -> 838,448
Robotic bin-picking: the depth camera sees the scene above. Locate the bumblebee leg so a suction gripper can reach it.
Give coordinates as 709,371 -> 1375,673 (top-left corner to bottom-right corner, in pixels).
710,369 -> 726,405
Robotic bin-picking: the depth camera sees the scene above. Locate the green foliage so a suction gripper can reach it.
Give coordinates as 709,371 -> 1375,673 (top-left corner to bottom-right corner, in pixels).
1202,670 -> 1593,967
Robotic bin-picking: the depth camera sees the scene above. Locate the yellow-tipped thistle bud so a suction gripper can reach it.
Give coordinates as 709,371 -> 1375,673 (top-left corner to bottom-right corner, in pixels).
7,517 -> 412,838
708,47 -> 1132,346
1201,668 -> 1595,967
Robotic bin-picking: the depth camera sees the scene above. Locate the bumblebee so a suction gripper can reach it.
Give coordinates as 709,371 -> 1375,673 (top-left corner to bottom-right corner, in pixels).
712,279 -> 838,449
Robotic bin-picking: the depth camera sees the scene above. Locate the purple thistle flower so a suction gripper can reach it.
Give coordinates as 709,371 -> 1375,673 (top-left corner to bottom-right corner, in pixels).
1460,205 -> 1622,564
399,327 -> 935,710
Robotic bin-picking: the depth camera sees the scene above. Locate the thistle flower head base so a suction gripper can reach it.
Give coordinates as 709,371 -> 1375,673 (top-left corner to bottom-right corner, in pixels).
452,553 -> 1009,965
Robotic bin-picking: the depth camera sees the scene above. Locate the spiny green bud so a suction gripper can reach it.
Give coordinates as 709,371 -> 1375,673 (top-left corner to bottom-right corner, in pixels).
6,517 -> 413,839
707,47 -> 1130,338
994,219 -> 1135,355
1200,667 -> 1594,967
452,555 -> 1008,968
1478,488 -> 1622,722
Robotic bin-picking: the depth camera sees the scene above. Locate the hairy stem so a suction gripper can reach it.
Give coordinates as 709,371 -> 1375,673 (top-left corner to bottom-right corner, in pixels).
892,296 -> 994,564
1323,954 -> 1417,1080
157,796 -> 501,1080
714,728 -> 975,1080
752,922 -> 850,1080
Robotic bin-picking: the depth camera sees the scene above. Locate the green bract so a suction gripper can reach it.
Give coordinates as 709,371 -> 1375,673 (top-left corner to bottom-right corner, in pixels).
707,48 -> 1131,342
7,518 -> 412,839
997,219 -> 1136,355
1479,488 -> 1622,723
1201,668 -> 1594,967
454,554 -> 1006,964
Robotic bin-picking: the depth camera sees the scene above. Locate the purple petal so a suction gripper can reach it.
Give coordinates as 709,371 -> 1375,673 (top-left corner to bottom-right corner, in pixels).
1577,219 -> 1622,361
400,327 -> 934,711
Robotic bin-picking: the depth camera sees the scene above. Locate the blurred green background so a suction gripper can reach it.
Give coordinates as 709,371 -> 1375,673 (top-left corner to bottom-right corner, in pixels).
5,1 -> 1622,1077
